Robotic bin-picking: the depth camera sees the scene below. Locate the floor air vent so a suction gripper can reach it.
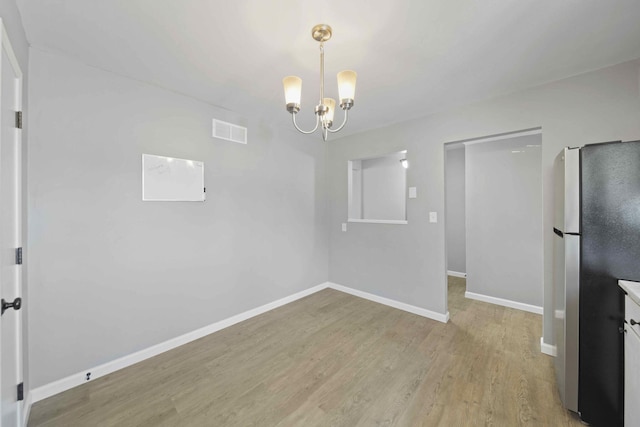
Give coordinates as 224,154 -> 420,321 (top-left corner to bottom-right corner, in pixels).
212,119 -> 247,144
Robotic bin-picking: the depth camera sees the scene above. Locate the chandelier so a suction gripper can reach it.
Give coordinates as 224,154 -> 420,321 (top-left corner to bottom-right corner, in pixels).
282,24 -> 357,141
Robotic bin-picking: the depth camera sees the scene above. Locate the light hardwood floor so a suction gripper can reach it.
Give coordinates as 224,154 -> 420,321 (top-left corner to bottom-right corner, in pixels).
29,278 -> 583,426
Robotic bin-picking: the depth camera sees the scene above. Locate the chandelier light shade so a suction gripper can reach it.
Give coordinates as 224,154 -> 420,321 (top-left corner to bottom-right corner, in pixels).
323,97 -> 336,126
337,70 -> 357,107
282,24 -> 356,141
283,76 -> 302,107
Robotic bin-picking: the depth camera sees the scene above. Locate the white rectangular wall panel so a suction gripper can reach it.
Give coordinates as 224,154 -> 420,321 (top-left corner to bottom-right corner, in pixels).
142,154 -> 205,201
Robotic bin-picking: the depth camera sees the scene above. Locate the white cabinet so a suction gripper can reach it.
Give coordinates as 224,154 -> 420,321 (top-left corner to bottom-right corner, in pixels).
624,290 -> 640,427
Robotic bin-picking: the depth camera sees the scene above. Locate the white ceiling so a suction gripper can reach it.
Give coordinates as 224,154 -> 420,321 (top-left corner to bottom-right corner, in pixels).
17,0 -> 640,138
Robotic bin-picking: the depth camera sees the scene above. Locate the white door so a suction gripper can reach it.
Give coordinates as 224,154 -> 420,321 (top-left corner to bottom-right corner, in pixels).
0,20 -> 23,427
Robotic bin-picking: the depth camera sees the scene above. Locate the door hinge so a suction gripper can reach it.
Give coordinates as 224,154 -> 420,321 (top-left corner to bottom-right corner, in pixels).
15,247 -> 22,265
15,111 -> 22,129
17,383 -> 23,401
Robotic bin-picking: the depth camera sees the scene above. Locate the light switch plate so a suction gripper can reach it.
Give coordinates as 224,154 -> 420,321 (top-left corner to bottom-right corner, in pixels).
429,212 -> 437,223
409,187 -> 417,198
342,223 -> 347,232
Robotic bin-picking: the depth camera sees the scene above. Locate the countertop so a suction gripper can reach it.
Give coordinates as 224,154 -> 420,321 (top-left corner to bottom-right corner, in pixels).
619,280 -> 640,307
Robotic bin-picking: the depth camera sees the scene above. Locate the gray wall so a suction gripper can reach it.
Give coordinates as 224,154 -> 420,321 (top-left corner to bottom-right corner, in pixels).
0,0 -> 30,394
445,146 -> 465,274
27,49 -> 328,388
361,152 -> 406,220
328,59 -> 640,345
348,160 -> 362,219
465,134 -> 542,307
1,1 -> 27,67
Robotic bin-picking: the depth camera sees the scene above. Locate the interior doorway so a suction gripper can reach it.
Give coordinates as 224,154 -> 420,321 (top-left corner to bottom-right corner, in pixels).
444,144 -> 467,314
444,129 -> 543,316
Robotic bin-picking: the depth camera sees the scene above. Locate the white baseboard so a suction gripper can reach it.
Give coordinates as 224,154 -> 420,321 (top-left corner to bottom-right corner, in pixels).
30,282 -> 329,403
30,281 -> 450,404
21,392 -> 32,427
447,270 -> 467,278
540,337 -> 557,357
465,291 -> 543,315
328,282 -> 449,323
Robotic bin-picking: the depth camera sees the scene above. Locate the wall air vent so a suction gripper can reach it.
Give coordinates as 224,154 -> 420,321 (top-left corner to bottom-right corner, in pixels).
212,119 -> 247,144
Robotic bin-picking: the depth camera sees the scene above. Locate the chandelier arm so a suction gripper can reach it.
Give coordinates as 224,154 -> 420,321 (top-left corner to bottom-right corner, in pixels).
292,113 -> 320,134
327,109 -> 349,133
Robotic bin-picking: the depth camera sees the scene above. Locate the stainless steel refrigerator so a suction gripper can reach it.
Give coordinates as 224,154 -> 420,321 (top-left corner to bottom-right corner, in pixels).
553,140 -> 640,426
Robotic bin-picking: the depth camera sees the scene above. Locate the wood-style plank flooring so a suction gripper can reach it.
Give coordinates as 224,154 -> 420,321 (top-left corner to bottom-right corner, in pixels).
29,278 -> 583,426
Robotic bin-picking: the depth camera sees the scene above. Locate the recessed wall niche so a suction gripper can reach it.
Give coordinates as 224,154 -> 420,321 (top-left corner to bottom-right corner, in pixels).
348,151 -> 407,224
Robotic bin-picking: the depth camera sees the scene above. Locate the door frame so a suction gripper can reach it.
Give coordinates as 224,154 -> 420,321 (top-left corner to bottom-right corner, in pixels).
442,127 -> 543,316
0,17 -> 25,427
